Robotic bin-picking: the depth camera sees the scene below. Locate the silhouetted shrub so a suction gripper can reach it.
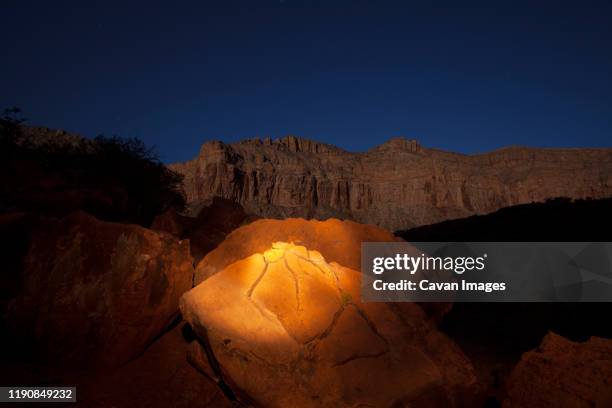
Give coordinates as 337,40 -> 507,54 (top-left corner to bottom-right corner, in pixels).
0,107 -> 26,138
0,108 -> 185,226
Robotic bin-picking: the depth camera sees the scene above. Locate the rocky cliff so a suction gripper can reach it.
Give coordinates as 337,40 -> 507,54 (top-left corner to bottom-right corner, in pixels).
169,136 -> 612,231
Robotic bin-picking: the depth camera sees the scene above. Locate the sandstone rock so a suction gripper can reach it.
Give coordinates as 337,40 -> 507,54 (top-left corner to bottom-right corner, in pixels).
151,207 -> 189,237
503,332 -> 612,407
191,197 -> 256,230
193,217 -> 402,284
169,136 -> 612,231
5,211 -> 194,370
76,323 -> 231,408
181,242 -> 478,407
152,197 -> 259,262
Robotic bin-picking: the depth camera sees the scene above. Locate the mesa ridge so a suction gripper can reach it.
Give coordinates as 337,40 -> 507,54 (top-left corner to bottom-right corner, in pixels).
170,135 -> 612,230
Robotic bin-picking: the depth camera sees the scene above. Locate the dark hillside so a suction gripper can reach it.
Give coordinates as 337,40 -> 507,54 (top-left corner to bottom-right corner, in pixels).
397,197 -> 612,403
396,197 -> 612,242
0,111 -> 185,227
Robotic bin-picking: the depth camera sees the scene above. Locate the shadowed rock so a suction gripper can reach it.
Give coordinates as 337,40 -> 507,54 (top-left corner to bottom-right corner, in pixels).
152,197 -> 259,263
397,197 -> 612,242
76,323 -> 232,408
4,211 -> 194,371
503,332 -> 612,408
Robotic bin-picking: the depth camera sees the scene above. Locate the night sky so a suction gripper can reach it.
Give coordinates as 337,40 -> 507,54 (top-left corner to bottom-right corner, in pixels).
2,1 -> 611,163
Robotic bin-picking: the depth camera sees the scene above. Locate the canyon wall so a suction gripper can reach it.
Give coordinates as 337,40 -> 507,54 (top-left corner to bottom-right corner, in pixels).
169,136 -> 612,231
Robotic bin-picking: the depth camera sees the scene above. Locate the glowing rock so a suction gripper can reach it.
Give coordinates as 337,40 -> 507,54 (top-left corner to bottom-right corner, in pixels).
194,217 -> 402,284
181,243 -> 478,407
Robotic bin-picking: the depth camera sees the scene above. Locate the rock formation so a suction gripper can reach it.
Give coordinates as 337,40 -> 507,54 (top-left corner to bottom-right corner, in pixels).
397,197 -> 612,242
77,323 -> 232,408
170,135 -> 612,230
4,211 -> 194,370
152,197 -> 259,262
181,242 -> 478,407
193,217 -> 450,321
504,332 -> 612,407
193,217 -> 402,285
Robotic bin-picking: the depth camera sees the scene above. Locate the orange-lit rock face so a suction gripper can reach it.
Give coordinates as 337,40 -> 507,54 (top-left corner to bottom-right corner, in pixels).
181,243 -> 477,407
194,217 -> 402,284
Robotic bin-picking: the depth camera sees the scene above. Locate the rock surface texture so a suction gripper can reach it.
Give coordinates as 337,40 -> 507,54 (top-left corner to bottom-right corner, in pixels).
193,217 -> 402,285
181,242 -> 478,407
169,136 -> 612,230
5,211 -> 194,370
504,332 -> 612,407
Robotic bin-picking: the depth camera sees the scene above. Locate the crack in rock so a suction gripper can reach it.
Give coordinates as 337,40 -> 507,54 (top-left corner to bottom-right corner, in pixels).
283,256 -> 301,312
333,349 -> 388,367
181,241 -> 478,407
246,261 -> 268,298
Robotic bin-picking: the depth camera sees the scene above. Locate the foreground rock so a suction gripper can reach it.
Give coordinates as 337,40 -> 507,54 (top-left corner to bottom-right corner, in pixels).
504,332 -> 612,407
170,136 -> 612,230
76,323 -> 231,408
181,242 -> 478,407
194,217 -> 401,284
4,211 -> 194,370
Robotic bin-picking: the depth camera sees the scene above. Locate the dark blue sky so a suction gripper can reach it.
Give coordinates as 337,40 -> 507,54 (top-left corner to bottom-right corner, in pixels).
2,0 -> 611,162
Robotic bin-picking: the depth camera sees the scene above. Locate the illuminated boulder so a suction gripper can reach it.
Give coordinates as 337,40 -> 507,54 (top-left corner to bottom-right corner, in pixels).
194,217 -> 401,284
181,243 -> 478,407
504,332 -> 612,407
5,211 -> 194,370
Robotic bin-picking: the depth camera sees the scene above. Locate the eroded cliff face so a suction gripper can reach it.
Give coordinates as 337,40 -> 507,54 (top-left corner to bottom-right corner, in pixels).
169,136 -> 612,231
